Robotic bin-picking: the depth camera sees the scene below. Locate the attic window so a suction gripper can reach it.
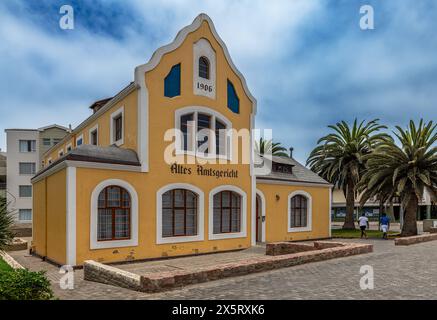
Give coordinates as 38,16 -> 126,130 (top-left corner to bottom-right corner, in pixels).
227,80 -> 239,113
272,162 -> 293,174
164,63 -> 181,98
199,56 -> 210,79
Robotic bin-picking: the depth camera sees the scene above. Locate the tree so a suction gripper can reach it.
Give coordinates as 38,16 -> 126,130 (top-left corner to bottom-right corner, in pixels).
0,196 -> 15,251
358,120 -> 437,236
255,137 -> 289,157
307,119 -> 390,229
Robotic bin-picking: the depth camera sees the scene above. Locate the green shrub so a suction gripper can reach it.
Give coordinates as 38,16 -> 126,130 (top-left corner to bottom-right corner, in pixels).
0,268 -> 54,300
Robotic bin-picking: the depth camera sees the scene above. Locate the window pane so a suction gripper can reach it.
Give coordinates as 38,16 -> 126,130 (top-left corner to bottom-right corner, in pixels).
222,191 -> 230,207
91,130 -> 98,145
98,190 -> 106,208
43,138 -> 51,146
174,209 -> 185,236
162,191 -> 172,208
185,208 -> 196,236
19,162 -> 36,175
115,209 -> 129,238
181,113 -> 194,151
107,187 -> 121,207
98,209 -> 112,240
162,208 -> 173,237
114,115 -> 122,141
231,207 -> 241,232
186,190 -> 197,208
174,189 -> 185,207
199,56 -> 209,79
18,209 -> 32,221
213,207 -> 221,234
221,208 -> 231,233
122,190 -> 130,207
19,185 -> 32,197
197,113 -> 211,153
215,120 -> 226,155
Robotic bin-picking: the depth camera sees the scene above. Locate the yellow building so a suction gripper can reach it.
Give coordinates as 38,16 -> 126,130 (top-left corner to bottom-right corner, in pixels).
31,14 -> 332,266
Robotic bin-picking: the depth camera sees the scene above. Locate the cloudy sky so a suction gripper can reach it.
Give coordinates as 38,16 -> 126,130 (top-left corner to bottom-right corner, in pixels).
0,0 -> 436,164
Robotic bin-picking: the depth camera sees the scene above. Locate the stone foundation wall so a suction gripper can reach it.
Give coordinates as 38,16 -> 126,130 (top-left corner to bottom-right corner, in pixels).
266,242 -> 315,256
394,233 -> 437,246
83,242 -> 373,293
83,260 -> 142,291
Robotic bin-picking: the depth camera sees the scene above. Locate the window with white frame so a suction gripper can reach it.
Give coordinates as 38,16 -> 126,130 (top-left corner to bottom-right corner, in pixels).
19,140 -> 36,152
97,186 -> 131,241
110,107 -> 124,146
19,185 -> 32,197
66,143 -> 72,152
89,125 -> 98,146
90,179 -> 138,249
176,107 -> 231,157
58,149 -> 64,157
288,191 -> 312,232
18,209 -> 32,221
162,189 -> 198,237
213,190 -> 241,234
19,162 -> 36,175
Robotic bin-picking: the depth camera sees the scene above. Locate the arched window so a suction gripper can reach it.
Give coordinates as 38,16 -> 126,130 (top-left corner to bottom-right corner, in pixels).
97,186 -> 131,241
177,107 -> 231,157
213,191 -> 241,234
199,56 -> 210,79
162,189 -> 198,237
289,194 -> 308,228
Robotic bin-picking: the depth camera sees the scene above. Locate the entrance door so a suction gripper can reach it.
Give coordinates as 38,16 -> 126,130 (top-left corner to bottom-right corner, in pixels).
256,194 -> 263,242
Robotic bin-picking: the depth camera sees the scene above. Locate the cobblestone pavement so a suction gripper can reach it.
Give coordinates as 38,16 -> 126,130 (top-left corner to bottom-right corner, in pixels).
9,238 -> 437,300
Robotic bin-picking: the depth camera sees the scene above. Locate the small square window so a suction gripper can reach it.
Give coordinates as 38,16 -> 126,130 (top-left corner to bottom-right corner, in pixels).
19,185 -> 32,197
18,209 -> 32,221
43,138 -> 51,146
90,129 -> 98,146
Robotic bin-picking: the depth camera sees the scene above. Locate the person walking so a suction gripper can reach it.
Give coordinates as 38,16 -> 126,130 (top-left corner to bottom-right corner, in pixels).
358,212 -> 369,239
380,212 -> 390,239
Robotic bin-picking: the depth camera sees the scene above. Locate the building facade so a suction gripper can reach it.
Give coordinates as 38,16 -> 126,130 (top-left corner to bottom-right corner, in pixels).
5,125 -> 69,224
32,14 -> 331,267
332,188 -> 436,221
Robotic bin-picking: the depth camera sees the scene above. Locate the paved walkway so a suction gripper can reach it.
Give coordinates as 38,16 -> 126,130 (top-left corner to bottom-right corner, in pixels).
117,246 -> 266,276
8,238 -> 437,300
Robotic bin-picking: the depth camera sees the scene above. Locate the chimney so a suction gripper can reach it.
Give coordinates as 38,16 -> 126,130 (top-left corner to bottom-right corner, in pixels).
289,147 -> 294,158
68,124 -> 72,132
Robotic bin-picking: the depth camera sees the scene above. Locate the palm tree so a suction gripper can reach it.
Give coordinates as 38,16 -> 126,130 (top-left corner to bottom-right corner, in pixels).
358,120 -> 437,236
255,137 -> 289,157
0,195 -> 15,250
307,119 -> 390,229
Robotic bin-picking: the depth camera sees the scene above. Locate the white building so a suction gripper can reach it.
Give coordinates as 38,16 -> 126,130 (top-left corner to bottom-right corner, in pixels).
5,125 -> 69,224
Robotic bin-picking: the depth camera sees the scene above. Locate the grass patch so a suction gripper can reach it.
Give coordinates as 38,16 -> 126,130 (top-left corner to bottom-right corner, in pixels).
0,257 -> 13,272
332,229 -> 399,239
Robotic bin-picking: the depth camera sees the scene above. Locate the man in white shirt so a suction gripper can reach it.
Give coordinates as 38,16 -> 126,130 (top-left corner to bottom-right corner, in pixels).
358,213 -> 369,239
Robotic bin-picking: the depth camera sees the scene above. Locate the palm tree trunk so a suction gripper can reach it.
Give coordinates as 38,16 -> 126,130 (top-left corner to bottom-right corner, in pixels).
401,193 -> 418,236
343,179 -> 356,230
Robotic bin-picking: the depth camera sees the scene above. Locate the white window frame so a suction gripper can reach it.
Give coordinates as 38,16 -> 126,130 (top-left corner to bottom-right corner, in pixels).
156,183 -> 204,244
18,209 -> 32,222
58,149 -> 64,157
89,124 -> 99,146
47,157 -> 52,164
287,190 -> 313,233
90,179 -> 138,249
76,134 -> 84,147
19,185 -> 32,198
174,106 -> 232,160
18,162 -> 36,175
110,106 -> 124,146
208,185 -> 247,240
